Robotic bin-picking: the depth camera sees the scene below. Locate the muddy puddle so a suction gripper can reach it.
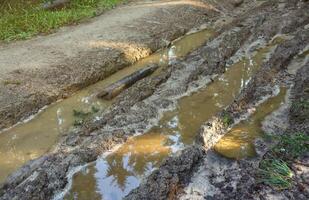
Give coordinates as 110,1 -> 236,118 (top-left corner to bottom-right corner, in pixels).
214,88 -> 287,159
214,43 -> 309,160
0,29 -> 214,183
213,46 -> 309,161
63,41 -> 279,200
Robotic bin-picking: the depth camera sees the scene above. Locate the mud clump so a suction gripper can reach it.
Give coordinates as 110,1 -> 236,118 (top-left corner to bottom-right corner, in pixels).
125,146 -> 204,200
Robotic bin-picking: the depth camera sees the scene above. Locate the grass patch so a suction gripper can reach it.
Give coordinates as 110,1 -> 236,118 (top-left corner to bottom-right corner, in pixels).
258,132 -> 309,189
0,0 -> 124,41
221,111 -> 233,127
271,133 -> 309,161
258,159 -> 293,190
291,100 -> 309,121
291,100 -> 309,111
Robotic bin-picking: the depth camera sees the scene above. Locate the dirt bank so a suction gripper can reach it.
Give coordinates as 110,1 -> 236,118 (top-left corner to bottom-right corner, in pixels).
0,0 -> 227,130
0,0 -> 308,199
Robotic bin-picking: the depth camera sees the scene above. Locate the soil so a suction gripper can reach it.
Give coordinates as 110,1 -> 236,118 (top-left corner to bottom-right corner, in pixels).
0,0 -> 308,200
0,0 -> 224,130
124,0 -> 309,200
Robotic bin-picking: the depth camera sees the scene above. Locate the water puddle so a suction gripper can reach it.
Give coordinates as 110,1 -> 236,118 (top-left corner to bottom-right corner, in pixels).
65,132 -> 171,200
214,88 -> 287,159
64,41 -> 278,200
0,28 -> 214,183
214,46 -> 309,160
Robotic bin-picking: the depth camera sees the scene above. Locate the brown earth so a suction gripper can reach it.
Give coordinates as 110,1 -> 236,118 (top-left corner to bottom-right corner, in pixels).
125,1 -> 309,199
0,0 -> 308,200
0,0 -> 232,130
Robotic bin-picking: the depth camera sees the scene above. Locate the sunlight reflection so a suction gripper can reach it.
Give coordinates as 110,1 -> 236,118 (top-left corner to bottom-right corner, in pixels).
215,88 -> 287,159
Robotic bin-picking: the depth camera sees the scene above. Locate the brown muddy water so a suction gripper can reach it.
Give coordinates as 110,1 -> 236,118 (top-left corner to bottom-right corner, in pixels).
0,29 -> 214,183
214,88 -> 287,160
63,42 -> 279,200
214,43 -> 309,160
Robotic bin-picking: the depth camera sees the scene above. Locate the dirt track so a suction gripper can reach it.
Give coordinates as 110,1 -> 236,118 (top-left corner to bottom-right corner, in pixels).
0,0 -> 227,130
0,0 -> 308,200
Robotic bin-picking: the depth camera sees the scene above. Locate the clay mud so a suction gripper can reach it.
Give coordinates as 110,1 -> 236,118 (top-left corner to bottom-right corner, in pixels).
0,28 -> 214,183
64,42 -> 277,200
0,0 -> 308,199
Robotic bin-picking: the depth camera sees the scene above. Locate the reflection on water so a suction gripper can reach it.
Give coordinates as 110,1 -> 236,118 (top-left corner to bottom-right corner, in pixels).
0,29 -> 214,183
65,43 -> 276,199
0,89 -> 109,183
66,132 -> 171,200
214,88 -> 286,159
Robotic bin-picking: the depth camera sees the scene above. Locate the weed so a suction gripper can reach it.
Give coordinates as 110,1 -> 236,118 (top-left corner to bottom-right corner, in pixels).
222,111 -> 233,127
91,106 -> 99,113
271,133 -> 309,161
291,100 -> 309,110
291,100 -> 309,121
258,133 -> 308,190
258,159 -> 293,190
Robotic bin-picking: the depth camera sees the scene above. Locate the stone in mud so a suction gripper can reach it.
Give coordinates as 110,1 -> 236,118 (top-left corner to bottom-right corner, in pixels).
97,64 -> 159,100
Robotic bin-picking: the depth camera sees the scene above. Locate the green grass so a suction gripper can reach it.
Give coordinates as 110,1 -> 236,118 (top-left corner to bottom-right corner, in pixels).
221,111 -> 233,127
258,132 -> 309,189
271,133 -> 309,161
291,100 -> 309,121
259,159 -> 293,190
291,100 -> 309,111
0,0 -> 124,41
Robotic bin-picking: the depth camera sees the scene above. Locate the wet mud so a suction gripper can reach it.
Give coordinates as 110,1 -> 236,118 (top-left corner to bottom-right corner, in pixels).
0,0 -> 223,131
214,88 -> 287,159
64,37 -> 274,200
0,27 -> 215,183
125,1 -> 309,199
0,0 -> 308,200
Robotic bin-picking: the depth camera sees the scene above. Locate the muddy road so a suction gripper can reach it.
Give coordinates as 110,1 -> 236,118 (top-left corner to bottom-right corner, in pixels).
0,0 -> 308,200
0,0 -> 222,130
